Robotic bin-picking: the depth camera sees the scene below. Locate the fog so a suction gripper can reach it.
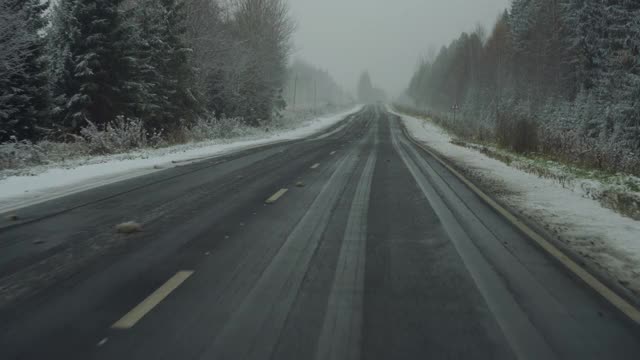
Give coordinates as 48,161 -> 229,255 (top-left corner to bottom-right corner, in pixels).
288,0 -> 510,98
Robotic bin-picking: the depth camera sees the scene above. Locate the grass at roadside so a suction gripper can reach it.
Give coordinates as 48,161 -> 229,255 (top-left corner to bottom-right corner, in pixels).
395,108 -> 640,221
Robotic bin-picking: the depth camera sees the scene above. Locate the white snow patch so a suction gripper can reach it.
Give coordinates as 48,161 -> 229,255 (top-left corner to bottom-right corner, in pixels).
391,107 -> 640,294
0,105 -> 363,212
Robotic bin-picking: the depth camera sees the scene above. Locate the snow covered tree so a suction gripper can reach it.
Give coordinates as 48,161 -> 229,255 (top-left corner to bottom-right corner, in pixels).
116,3 -> 164,125
0,0 -> 49,142
357,71 -> 374,103
48,0 -> 129,131
566,0 -> 607,92
184,0 -> 230,115
228,0 -> 294,124
403,0 -> 640,173
154,0 -> 199,126
2,0 -> 295,142
123,0 -> 199,130
284,59 -> 351,110
357,71 -> 385,103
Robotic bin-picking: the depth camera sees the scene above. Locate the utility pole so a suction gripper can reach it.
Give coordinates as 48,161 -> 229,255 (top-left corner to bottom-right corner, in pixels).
326,83 -> 330,108
314,79 -> 318,114
292,74 -> 298,111
452,103 -> 460,123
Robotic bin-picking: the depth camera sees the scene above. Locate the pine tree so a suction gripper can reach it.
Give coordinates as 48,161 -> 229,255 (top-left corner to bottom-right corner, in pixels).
231,0 -> 293,124
124,0 -> 198,130
566,0 -> 607,92
284,59 -> 350,109
156,0 -> 199,126
0,0 -> 29,141
48,0 -> 128,131
120,2 -> 170,125
0,0 -> 49,142
357,72 -> 374,103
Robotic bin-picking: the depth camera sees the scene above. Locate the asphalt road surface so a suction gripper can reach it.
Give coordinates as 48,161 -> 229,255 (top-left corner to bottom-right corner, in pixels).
1,105 -> 639,359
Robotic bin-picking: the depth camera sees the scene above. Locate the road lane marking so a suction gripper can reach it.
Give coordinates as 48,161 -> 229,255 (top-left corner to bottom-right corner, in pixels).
202,135 -> 371,359
330,151 -> 337,155
265,189 -> 288,204
111,270 -> 194,329
97,338 -> 108,347
311,163 -> 320,169
396,113 -> 640,326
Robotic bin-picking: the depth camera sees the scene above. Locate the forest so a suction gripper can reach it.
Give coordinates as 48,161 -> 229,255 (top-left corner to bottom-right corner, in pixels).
402,0 -> 640,176
283,59 -> 352,112
0,0 -> 294,145
357,71 -> 386,103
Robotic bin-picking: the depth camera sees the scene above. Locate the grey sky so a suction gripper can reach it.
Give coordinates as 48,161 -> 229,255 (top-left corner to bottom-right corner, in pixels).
287,0 -> 510,97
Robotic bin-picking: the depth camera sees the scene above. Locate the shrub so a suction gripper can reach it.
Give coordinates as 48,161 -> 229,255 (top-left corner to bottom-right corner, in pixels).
495,111 -> 539,154
179,116 -> 256,143
0,138 -> 47,170
79,117 -> 162,155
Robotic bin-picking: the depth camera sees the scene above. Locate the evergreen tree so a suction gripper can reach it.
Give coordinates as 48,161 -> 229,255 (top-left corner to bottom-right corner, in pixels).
357,72 -> 374,103
566,0 -> 607,92
117,3 -> 161,124
231,0 -> 293,124
156,0 -> 199,126
0,0 -> 49,142
284,59 -> 350,109
48,0 -> 128,131
124,0 -> 198,130
402,0 -> 640,173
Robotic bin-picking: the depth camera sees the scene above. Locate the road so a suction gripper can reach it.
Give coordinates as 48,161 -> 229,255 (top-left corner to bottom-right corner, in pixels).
1,105 -> 639,359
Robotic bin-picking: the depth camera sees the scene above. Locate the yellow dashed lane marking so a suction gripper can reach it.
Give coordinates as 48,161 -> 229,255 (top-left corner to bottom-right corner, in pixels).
265,189 -> 288,204
111,270 -> 194,329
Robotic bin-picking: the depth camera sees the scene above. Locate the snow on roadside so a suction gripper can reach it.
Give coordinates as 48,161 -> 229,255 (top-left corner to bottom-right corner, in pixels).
0,105 -> 363,212
391,108 -> 640,297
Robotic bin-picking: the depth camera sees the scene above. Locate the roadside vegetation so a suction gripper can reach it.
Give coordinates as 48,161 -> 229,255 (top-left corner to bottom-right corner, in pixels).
0,0 -> 351,173
399,0 -> 640,177
357,71 -> 386,103
396,106 -> 640,221
396,0 -> 640,220
0,104 -> 345,180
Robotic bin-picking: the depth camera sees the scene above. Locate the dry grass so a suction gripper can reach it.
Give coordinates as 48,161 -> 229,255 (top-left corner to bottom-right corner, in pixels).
452,139 -> 640,220
394,103 -> 640,220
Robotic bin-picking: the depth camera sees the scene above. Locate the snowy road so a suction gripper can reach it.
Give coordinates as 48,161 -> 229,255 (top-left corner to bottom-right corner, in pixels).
1,105 -> 639,359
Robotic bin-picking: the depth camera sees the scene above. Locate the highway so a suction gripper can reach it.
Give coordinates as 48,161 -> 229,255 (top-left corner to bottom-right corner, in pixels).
1,105 -> 639,359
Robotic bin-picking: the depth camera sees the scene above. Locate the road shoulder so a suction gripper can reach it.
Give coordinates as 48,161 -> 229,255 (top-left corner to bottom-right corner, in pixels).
0,106 -> 364,215
390,107 -> 640,324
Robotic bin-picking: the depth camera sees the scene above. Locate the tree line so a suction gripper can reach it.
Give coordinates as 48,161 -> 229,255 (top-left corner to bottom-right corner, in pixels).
0,0 -> 293,143
404,0 -> 640,175
357,71 -> 385,103
283,59 -> 352,111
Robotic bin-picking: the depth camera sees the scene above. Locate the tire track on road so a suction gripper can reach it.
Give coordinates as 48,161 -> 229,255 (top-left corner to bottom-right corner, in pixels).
315,118 -> 378,360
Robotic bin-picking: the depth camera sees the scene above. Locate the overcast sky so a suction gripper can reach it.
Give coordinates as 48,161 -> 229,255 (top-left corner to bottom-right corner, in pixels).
287,0 -> 510,97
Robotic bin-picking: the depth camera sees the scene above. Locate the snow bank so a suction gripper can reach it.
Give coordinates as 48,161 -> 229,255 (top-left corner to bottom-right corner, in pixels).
0,105 -> 363,212
391,108 -> 640,296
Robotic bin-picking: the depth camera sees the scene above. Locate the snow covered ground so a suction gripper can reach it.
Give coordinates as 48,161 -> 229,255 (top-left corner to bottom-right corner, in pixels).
391,108 -> 640,298
0,105 -> 363,212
